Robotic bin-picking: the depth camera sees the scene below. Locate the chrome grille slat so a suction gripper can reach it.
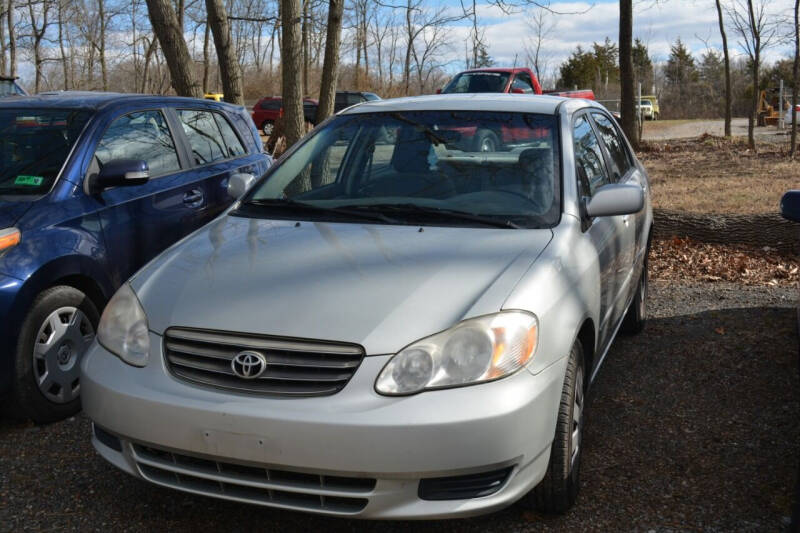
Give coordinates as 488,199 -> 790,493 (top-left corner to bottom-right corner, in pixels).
166,328 -> 363,355
171,368 -> 344,395
132,444 -> 372,514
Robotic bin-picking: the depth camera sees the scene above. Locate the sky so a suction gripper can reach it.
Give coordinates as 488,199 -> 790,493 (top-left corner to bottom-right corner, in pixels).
447,0 -> 796,77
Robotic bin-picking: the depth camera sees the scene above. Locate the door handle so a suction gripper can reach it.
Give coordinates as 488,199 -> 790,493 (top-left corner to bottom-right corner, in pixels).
622,215 -> 630,225
183,189 -> 204,208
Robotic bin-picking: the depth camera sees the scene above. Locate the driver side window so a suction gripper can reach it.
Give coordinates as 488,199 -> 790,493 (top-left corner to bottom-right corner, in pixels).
573,115 -> 609,197
93,110 -> 180,177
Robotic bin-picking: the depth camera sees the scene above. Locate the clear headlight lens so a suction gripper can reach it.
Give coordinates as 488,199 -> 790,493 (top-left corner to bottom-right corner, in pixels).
375,311 -> 538,395
96,283 -> 150,367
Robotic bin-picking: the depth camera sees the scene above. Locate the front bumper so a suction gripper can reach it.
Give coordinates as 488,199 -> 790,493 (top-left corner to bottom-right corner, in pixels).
81,332 -> 567,519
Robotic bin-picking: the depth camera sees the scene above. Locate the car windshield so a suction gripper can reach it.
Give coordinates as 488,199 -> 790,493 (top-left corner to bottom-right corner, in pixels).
640,100 -> 652,106
442,72 -> 511,94
0,108 -> 91,195
242,111 -> 560,229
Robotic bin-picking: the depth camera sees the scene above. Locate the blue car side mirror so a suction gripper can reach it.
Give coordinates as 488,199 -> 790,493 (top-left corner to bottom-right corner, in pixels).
780,190 -> 800,222
89,159 -> 150,194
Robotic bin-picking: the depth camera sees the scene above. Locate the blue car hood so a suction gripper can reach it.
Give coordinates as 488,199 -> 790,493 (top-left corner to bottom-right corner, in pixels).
132,214 -> 553,355
0,200 -> 34,229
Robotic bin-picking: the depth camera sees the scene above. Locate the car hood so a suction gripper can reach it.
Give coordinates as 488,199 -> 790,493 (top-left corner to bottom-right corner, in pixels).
0,199 -> 34,229
132,215 -> 553,355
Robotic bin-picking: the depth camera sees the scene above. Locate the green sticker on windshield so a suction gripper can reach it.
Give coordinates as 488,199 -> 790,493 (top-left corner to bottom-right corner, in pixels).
14,175 -> 44,186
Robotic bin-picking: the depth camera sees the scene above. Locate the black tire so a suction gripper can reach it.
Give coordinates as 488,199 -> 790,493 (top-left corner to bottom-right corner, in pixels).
522,341 -> 584,514
473,129 -> 499,152
621,258 -> 648,335
261,120 -> 274,137
3,286 -> 100,424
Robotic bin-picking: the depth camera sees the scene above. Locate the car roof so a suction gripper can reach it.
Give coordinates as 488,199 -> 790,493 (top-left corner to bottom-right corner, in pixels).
340,93 -> 599,115
0,91 -> 244,112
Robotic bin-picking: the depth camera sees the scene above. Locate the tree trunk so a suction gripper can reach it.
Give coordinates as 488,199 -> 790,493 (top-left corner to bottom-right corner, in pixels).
202,22 -> 210,93
206,0 -> 244,104
280,0 -> 305,148
7,0 -> 15,77
99,0 -> 108,91
302,0 -> 309,96
715,0 -> 732,137
792,0 -> 799,156
747,0 -> 758,150
0,5 -> 6,77
619,0 -> 638,148
141,38 -> 158,93
316,0 -> 343,123
57,0 -> 68,89
145,0 -> 201,97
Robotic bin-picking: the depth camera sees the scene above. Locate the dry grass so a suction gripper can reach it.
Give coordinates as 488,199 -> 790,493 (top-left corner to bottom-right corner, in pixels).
637,135 -> 800,214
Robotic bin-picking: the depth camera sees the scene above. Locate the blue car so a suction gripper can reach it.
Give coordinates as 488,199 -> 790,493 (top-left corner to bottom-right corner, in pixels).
0,92 -> 271,422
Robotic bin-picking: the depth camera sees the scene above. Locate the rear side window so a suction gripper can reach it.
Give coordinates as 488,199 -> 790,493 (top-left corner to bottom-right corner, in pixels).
178,109 -> 227,165
512,75 -> 534,94
259,100 -> 281,110
591,112 -> 631,181
573,115 -> 609,197
213,113 -> 246,157
94,110 -> 180,177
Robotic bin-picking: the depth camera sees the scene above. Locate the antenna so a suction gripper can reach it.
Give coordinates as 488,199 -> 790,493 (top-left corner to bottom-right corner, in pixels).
512,53 -> 518,69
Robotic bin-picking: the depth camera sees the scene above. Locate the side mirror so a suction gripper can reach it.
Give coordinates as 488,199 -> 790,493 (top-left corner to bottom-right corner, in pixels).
435,88 -> 442,94
89,159 -> 149,194
780,190 -> 800,222
510,88 -> 526,94
228,172 -> 256,199
585,183 -> 644,218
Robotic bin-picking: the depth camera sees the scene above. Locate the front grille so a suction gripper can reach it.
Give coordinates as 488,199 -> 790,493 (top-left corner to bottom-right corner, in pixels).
132,444 -> 373,514
163,328 -> 365,397
418,466 -> 513,501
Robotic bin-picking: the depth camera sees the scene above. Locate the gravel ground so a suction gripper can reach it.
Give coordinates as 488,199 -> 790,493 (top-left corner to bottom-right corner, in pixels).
1,280 -> 798,532
641,118 -> 789,142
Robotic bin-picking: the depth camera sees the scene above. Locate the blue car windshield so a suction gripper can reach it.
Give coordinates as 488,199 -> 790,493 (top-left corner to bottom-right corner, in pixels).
0,108 -> 91,195
245,111 -> 560,229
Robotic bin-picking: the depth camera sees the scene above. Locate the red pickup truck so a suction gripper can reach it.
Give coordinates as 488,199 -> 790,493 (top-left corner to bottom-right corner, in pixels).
440,67 -> 594,100
436,68 -> 594,151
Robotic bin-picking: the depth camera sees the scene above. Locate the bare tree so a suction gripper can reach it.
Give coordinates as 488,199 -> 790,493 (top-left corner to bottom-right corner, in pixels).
728,0 -> 780,150
145,0 -> 201,96
206,0 -> 244,104
792,0 -> 799,156
317,0 -> 343,123
619,0 -> 638,148
7,0 -> 16,77
524,6 -> 555,83
715,0 -> 732,137
281,0 -> 305,147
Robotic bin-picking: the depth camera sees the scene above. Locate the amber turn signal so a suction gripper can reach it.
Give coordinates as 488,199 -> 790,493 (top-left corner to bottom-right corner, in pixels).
0,228 -> 21,252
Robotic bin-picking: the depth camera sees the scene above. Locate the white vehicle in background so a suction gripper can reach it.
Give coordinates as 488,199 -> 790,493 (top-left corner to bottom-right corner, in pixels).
784,104 -> 800,126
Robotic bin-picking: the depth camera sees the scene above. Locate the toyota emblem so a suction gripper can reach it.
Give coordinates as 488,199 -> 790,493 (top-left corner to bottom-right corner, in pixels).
231,350 -> 267,379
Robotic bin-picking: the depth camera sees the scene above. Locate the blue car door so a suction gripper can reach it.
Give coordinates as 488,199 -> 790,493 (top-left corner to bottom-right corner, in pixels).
172,107 -> 261,215
87,108 -> 222,287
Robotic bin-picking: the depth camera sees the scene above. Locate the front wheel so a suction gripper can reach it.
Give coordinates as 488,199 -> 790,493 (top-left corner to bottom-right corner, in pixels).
521,340 -> 584,514
5,286 -> 99,424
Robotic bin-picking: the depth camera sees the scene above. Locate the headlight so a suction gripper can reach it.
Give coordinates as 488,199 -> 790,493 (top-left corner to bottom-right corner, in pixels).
96,283 -> 149,367
0,227 -> 21,254
375,311 -> 538,395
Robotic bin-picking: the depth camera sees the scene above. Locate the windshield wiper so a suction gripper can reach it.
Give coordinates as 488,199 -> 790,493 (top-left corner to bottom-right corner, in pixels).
388,113 -> 449,145
242,198 -> 401,225
340,203 -> 521,229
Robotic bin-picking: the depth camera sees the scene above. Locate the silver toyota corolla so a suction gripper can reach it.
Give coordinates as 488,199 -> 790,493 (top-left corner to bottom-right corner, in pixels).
81,94 -> 652,519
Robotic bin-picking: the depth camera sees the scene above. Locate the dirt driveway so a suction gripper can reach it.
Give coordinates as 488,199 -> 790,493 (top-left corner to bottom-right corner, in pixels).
642,117 -> 790,141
